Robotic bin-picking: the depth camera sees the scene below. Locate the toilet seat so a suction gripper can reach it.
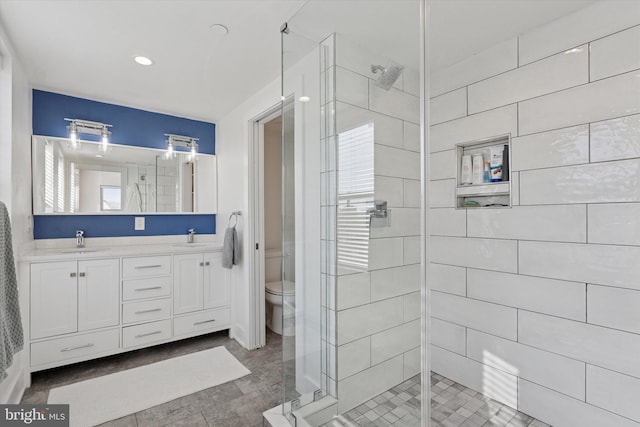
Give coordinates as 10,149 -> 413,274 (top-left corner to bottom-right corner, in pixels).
266,280 -> 295,296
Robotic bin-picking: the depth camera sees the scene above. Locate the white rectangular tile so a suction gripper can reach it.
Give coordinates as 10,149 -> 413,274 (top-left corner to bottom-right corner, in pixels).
336,101 -> 404,149
335,66 -> 369,109
403,121 -> 420,152
403,236 -> 420,266
468,329 -> 585,400
431,104 -> 518,153
375,144 -> 420,180
518,310 -> 640,378
511,125 -> 589,171
520,159 -> 640,205
429,149 -> 455,180
588,285 -> 640,335
431,345 -> 518,409
518,1 -> 640,65
589,203 -> 640,245
337,355 -> 404,413
467,205 -> 587,242
403,67 -> 420,97
511,172 -> 520,206
370,264 -> 420,302
591,25 -> 640,81
431,291 -> 517,340
403,179 -> 420,208
403,291 -> 420,322
587,365 -> 640,423
337,297 -> 403,345
375,175 -> 404,208
429,208 -> 466,237
519,378 -> 640,427
336,272 -> 370,311
469,45 -> 588,114
370,207 -> 420,238
519,70 -> 640,135
371,319 -> 420,365
429,263 -> 466,296
430,318 -> 466,356
403,346 -> 420,380
429,179 -> 455,208
368,237 -> 404,270
369,82 -> 420,124
430,236 -> 518,273
337,336 -> 370,380
467,269 -> 585,321
430,38 -> 518,97
431,87 -> 467,125
519,240 -> 640,291
591,114 -> 640,162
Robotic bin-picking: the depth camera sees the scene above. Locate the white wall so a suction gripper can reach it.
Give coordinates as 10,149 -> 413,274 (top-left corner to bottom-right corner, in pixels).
0,22 -> 33,404
429,2 -> 640,426
322,34 -> 422,413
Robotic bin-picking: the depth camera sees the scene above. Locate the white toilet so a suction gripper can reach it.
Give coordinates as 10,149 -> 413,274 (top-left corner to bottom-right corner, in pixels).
265,249 -> 295,336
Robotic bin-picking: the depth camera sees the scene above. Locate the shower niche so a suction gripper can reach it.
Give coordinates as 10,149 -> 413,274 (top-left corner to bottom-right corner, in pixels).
455,134 -> 512,209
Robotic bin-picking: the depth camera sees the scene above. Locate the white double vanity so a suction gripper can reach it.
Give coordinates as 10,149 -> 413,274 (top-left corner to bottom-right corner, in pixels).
19,243 -> 229,384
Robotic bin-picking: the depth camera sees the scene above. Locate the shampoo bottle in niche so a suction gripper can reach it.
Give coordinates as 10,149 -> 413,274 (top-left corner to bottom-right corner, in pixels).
490,145 -> 503,182
460,155 -> 472,185
472,154 -> 484,185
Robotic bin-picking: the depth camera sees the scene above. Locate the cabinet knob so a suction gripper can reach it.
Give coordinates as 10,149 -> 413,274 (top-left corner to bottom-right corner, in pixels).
70,272 -> 77,278
79,272 -> 86,277
199,262 -> 204,267
205,261 -> 210,266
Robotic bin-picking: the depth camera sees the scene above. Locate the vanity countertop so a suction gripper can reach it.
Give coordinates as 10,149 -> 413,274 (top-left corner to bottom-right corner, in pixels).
20,242 -> 223,262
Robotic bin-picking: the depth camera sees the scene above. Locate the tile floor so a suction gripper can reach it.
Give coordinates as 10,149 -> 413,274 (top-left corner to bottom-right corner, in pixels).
320,372 -> 550,427
21,330 -> 550,427
21,329 -> 287,427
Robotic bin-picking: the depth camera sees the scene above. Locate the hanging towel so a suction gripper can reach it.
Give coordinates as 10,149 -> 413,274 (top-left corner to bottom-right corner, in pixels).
222,225 -> 239,269
0,201 -> 23,381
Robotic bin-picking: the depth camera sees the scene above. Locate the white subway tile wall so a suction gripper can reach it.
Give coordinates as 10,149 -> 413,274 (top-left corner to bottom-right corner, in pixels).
429,4 -> 640,426
326,34 -> 422,413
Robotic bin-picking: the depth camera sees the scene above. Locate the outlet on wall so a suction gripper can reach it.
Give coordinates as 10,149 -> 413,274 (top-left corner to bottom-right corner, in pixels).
135,217 -> 145,231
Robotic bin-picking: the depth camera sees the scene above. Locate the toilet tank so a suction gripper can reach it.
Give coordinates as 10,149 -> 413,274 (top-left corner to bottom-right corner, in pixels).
265,249 -> 282,283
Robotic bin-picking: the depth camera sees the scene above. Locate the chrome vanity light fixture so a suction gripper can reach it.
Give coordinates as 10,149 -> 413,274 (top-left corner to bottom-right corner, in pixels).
64,118 -> 112,151
164,134 -> 199,161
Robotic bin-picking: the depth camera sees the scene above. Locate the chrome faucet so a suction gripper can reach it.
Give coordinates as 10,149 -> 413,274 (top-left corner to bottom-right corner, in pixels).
76,230 -> 85,248
187,228 -> 196,243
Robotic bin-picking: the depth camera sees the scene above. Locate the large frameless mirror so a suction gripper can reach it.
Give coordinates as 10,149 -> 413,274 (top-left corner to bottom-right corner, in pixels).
32,136 -> 217,214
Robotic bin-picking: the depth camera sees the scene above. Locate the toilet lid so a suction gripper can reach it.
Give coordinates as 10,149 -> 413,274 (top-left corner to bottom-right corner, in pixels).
266,280 -> 295,295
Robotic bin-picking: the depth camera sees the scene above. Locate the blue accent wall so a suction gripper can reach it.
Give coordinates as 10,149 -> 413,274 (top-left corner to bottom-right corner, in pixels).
32,90 -> 218,239
34,214 -> 216,239
32,90 -> 215,154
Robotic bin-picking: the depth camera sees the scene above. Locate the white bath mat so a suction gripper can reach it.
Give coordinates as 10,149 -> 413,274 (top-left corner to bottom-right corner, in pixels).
48,346 -> 250,427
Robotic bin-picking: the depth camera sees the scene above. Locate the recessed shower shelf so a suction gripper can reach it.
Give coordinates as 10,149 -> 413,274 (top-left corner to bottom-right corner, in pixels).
456,182 -> 510,197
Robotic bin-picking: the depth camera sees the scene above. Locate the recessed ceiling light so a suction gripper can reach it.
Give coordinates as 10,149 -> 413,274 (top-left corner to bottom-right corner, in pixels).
134,56 -> 153,66
210,24 -> 229,36
299,96 -> 311,103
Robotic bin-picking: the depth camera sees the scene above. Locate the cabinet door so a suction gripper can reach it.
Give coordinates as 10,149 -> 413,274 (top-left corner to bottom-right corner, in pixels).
204,252 -> 230,309
31,261 -> 78,339
173,253 -> 204,314
78,258 -> 120,331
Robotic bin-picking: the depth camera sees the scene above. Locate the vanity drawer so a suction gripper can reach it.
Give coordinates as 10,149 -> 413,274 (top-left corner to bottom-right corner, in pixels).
122,256 -> 171,279
122,319 -> 171,349
173,307 -> 230,337
31,328 -> 119,367
122,276 -> 171,301
123,298 -> 171,325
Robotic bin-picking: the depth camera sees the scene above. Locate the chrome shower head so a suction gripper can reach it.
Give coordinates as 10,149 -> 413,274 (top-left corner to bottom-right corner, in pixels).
371,61 -> 404,90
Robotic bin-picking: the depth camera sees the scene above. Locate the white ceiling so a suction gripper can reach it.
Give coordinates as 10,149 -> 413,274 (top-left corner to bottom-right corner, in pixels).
0,0 -> 595,124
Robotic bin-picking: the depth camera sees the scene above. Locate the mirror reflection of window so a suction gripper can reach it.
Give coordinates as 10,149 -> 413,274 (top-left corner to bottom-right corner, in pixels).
337,122 -> 374,273
100,186 -> 122,211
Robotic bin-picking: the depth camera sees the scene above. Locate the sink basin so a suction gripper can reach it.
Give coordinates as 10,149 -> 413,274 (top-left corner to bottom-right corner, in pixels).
53,248 -> 109,253
172,243 -> 209,248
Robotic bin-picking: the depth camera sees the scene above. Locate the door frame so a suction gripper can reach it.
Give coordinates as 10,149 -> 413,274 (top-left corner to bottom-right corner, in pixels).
248,102 -> 282,349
